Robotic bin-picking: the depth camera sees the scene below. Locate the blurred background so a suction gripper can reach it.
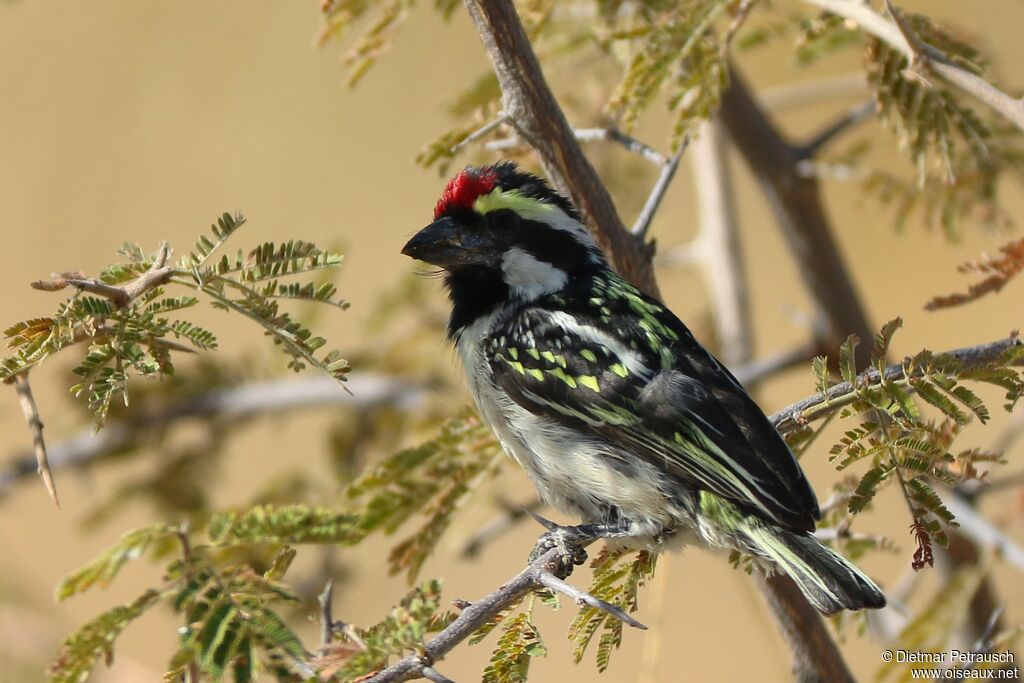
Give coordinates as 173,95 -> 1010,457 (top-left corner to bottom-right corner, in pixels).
0,1 -> 1022,681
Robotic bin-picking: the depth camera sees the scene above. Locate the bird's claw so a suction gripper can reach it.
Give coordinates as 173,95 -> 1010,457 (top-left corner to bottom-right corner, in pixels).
529,526 -> 590,579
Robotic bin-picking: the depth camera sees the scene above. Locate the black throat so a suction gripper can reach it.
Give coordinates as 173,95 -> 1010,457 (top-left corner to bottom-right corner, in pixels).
444,266 -> 511,340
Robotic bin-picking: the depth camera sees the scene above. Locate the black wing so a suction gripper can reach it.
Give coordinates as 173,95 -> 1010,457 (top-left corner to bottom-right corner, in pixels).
485,274 -> 819,532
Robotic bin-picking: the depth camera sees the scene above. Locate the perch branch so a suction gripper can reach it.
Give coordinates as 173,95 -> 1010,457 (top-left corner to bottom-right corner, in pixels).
364,544 -> 645,682
462,0 -> 660,298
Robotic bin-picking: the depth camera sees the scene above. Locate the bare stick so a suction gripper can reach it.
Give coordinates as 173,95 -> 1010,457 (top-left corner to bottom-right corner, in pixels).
318,580 -> 335,651
488,127 -> 667,166
801,0 -> 1024,133
536,570 -> 647,629
462,0 -> 660,298
32,241 -> 174,310
11,372 -> 59,507
451,113 -> 509,155
797,101 -> 875,158
688,120 -> 752,367
631,141 -> 687,238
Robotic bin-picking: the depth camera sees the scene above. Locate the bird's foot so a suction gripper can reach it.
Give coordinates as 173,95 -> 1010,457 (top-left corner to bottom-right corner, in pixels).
525,511 -> 633,579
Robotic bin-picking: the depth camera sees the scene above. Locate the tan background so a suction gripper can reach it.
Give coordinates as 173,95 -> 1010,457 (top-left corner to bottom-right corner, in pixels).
0,1 -> 1022,681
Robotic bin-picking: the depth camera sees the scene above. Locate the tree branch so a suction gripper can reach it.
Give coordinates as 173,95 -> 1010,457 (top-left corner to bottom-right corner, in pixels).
631,143 -> 687,238
688,119 -> 753,367
364,544 -> 645,683
11,372 -> 59,507
801,0 -> 1024,133
768,335 -> 1022,435
720,65 -> 874,357
0,374 -> 430,500
462,0 -> 660,298
31,241 -> 173,309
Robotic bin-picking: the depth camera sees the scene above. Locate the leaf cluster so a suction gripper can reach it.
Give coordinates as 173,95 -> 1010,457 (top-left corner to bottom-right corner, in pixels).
814,319 -> 1022,569
346,407 -> 503,582
569,547 -> 656,672
49,504 -> 367,682
2,213 -> 349,428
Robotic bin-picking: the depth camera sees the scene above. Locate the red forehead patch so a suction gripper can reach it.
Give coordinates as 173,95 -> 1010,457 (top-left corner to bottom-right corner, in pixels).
434,168 -> 498,219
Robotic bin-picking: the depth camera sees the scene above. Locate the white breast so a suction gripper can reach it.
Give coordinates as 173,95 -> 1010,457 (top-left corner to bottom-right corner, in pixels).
454,310 -> 682,537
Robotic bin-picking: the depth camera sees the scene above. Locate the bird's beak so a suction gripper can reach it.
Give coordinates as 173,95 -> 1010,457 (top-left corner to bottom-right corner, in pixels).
401,216 -> 500,268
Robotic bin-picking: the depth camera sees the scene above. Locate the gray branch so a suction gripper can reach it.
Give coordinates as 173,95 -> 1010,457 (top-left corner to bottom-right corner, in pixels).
0,373 -> 429,499
802,0 -> 1024,133
364,545 -> 645,683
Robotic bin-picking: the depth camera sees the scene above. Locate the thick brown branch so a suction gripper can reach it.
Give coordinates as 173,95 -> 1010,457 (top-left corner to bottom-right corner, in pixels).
759,575 -> 855,683
720,66 -> 874,357
462,0 -> 660,298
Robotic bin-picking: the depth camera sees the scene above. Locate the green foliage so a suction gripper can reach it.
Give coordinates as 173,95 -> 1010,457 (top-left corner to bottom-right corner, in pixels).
815,321 -> 1024,569
169,559 -> 307,681
482,610 -> 548,683
569,547 -> 656,672
1,212 -> 349,428
599,0 -> 731,148
56,524 -> 177,600
324,579 -> 454,680
48,589 -> 162,683
347,408 -> 502,582
208,504 -> 366,546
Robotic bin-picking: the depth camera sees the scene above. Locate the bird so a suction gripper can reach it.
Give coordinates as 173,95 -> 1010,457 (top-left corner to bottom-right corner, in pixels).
401,161 -> 886,614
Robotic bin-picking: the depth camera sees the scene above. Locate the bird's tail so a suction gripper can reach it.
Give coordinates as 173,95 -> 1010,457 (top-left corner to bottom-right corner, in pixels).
744,523 -> 886,615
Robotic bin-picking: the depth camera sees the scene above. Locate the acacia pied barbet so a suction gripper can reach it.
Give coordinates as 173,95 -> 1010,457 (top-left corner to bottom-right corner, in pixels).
402,162 -> 885,614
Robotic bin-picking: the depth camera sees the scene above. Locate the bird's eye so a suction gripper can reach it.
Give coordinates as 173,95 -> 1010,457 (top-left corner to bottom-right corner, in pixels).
488,209 -> 520,233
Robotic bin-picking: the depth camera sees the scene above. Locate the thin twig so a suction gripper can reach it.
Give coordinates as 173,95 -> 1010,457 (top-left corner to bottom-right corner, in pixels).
631,141 -> 688,238
451,113 -> 509,156
31,241 -> 174,310
768,336 -> 1022,434
319,580 -> 335,652
535,570 -> 647,630
801,0 -> 1024,132
797,101 -> 875,159
732,340 -> 822,388
487,127 -> 668,166
11,372 -> 59,507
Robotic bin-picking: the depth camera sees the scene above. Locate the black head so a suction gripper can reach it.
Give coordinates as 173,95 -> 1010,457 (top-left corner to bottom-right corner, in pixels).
402,162 -> 606,336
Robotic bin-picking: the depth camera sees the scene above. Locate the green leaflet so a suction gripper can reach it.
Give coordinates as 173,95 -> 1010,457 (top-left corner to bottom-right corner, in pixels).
56,524 -> 177,601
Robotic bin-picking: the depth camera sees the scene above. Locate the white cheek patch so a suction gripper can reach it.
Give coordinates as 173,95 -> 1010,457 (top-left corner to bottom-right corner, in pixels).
501,247 -> 568,301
